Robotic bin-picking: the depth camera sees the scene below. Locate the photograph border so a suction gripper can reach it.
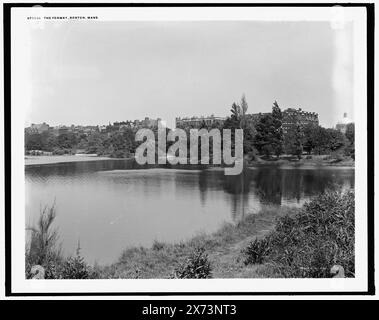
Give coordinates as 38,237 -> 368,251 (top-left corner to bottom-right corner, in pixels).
3,2 -> 375,297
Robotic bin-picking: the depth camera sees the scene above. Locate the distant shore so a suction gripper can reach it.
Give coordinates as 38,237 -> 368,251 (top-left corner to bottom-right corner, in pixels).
24,155 -> 115,166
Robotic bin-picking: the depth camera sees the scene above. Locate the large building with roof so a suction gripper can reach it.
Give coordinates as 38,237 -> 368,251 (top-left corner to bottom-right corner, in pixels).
250,108 -> 319,134
281,108 -> 319,133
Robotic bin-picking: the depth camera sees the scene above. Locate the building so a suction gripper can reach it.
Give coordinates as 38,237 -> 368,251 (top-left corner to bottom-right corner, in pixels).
249,108 -> 318,133
26,122 -> 50,134
282,108 -> 319,133
175,115 -> 226,128
133,117 -> 161,129
98,125 -> 107,133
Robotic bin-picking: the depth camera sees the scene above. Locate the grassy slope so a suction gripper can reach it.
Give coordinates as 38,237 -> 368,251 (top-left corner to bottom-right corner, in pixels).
97,206 -> 297,279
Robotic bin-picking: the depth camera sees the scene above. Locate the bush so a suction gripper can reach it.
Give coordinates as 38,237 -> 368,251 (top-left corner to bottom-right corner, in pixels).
330,151 -> 344,163
344,144 -> 355,160
247,148 -> 259,162
61,254 -> 92,279
174,246 -> 212,279
243,189 -> 355,277
43,257 -> 63,279
52,148 -> 67,155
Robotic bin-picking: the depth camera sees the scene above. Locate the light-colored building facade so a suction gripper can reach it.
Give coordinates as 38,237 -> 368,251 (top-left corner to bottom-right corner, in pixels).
282,108 -> 319,133
249,108 -> 319,134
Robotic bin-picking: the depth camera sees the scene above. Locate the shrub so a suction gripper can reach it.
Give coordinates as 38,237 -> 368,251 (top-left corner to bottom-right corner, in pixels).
247,148 -> 259,162
52,148 -> 71,155
152,240 -> 166,251
174,246 -> 212,279
42,255 -> 64,279
344,144 -> 355,160
243,189 -> 355,278
242,238 -> 271,265
330,151 -> 345,163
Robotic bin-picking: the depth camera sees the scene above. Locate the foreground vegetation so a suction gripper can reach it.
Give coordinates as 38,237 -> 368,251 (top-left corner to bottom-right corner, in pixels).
26,189 -> 354,279
247,154 -> 354,167
25,96 -> 355,163
25,205 -> 96,279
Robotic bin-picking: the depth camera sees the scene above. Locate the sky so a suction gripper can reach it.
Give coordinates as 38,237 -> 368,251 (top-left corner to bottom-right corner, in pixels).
27,21 -> 354,128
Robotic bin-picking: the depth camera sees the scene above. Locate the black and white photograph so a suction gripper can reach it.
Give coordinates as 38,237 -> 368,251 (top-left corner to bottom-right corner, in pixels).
1,2 -> 375,298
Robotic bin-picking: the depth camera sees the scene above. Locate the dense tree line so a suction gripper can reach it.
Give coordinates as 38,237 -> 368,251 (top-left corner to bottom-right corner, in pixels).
25,129 -> 139,158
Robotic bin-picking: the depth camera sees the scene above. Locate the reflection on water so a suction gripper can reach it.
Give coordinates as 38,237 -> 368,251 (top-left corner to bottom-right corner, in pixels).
25,160 -> 354,264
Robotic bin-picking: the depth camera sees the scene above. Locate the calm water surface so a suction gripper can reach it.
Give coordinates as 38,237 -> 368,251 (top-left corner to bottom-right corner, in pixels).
25,159 -> 354,264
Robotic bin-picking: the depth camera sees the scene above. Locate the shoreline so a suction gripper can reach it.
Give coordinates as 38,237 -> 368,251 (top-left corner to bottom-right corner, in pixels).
97,205 -> 296,278
95,189 -> 354,279
24,155 -> 128,166
247,158 -> 355,168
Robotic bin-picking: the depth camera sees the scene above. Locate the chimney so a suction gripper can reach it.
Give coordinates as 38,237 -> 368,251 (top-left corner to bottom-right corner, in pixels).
343,112 -> 347,118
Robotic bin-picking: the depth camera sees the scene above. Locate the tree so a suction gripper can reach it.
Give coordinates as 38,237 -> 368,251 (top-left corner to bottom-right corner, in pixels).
240,94 -> 248,129
325,128 -> 346,152
344,123 -> 355,160
242,116 -> 256,154
223,101 -> 242,155
312,126 -> 330,155
240,94 -> 248,116
230,102 -> 242,126
254,114 -> 274,157
86,132 -> 104,154
345,123 -> 354,145
57,133 -> 77,150
237,95 -> 256,155
271,101 -> 284,157
252,101 -> 284,158
25,132 -> 43,151
303,124 -> 318,154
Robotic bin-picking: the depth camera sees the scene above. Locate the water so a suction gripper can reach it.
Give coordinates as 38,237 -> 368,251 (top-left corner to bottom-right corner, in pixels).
25,159 -> 354,264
